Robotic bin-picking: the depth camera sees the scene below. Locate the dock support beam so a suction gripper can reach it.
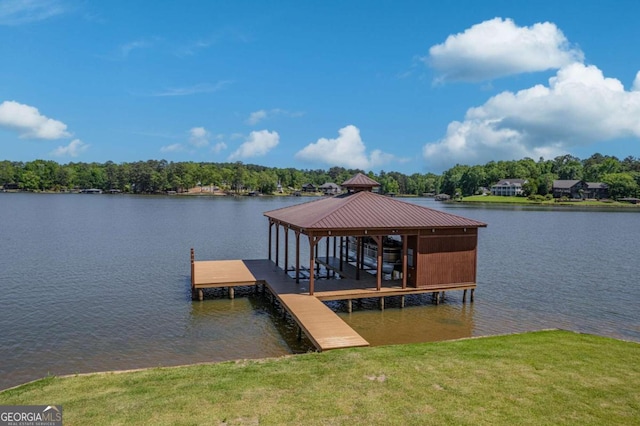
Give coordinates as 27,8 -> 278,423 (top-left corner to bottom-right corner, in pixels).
470,289 -> 475,302
379,297 -> 385,310
402,236 -> 408,289
275,223 -> 280,268
347,299 -> 352,313
284,227 -> 289,275
229,287 -> 234,299
190,248 -> 196,300
401,295 -> 405,308
295,231 -> 301,283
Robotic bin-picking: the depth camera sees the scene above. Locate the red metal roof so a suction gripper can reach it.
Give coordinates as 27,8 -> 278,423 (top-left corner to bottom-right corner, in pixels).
341,173 -> 380,188
264,191 -> 487,232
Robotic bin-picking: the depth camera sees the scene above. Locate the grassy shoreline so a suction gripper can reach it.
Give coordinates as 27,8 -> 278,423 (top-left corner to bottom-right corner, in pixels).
1,330 -> 638,425
459,195 -> 640,208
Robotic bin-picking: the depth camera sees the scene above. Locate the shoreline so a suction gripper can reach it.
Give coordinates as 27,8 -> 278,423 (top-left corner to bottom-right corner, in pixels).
455,195 -> 640,209
1,330 -> 638,425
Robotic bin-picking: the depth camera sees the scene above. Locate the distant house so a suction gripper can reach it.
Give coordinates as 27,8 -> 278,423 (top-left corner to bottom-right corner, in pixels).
491,179 -> 527,196
301,183 -> 317,193
319,182 -> 341,195
584,182 -> 609,199
552,180 -> 609,199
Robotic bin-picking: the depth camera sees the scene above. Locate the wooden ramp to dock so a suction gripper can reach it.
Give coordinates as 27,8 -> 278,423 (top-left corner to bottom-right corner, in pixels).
191,256 -> 369,351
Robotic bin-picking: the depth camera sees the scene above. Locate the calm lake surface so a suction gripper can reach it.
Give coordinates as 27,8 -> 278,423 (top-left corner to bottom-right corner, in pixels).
1,193 -> 639,390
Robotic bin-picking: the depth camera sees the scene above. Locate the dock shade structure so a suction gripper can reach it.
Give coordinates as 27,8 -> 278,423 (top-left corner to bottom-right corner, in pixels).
264,174 -> 487,295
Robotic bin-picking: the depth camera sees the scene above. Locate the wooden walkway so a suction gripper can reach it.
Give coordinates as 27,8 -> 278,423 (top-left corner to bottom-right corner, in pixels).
191,257 -> 369,351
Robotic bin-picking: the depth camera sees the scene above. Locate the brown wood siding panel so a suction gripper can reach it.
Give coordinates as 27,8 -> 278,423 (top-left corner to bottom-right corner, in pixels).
415,233 -> 478,287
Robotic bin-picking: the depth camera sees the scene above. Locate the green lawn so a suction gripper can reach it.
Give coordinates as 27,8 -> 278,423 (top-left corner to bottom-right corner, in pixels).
1,330 -> 638,425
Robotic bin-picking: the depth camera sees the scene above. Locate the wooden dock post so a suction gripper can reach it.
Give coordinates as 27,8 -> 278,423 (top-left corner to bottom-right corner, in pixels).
228,287 -> 235,299
463,289 -> 467,303
400,295 -> 405,308
347,299 -> 352,313
470,289 -> 475,302
379,297 -> 385,310
190,248 -> 196,300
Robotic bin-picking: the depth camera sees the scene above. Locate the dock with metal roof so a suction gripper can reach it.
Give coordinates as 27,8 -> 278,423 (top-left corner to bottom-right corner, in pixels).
189,172 -> 486,352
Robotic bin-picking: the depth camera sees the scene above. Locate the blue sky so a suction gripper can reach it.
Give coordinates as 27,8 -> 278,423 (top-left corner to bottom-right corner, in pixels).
1,0 -> 639,174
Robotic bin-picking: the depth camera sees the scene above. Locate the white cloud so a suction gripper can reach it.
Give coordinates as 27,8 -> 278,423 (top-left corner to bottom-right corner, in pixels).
212,142 -> 227,154
120,39 -> 152,58
633,71 -> 640,92
0,0 -> 65,26
246,110 -> 267,125
428,17 -> 583,82
423,63 -> 640,171
245,108 -> 304,125
160,143 -> 184,153
50,139 -> 88,157
152,81 -> 232,97
228,130 -> 279,160
295,125 -> 395,169
188,127 -> 210,147
0,100 -> 71,139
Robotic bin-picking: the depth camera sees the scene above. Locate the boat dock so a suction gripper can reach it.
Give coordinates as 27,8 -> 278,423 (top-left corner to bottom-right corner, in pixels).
191,254 -> 369,351
191,251 -> 476,352
189,173 -> 486,353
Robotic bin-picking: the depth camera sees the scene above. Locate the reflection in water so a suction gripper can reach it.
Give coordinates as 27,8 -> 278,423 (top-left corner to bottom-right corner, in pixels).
188,287 -> 314,355
334,295 -> 474,345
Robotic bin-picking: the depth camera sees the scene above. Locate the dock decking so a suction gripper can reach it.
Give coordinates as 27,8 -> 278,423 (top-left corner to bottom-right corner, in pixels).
191,255 -> 476,352
192,258 -> 368,351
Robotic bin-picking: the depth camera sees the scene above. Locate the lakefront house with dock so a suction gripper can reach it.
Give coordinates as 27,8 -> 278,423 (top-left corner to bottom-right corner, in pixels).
191,173 -> 487,351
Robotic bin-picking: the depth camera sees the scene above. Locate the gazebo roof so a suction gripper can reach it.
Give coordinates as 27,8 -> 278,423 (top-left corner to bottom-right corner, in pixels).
341,173 -> 380,191
264,190 -> 486,235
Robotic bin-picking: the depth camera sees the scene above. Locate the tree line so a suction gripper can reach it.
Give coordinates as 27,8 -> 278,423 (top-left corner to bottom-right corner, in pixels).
440,154 -> 640,199
1,153 -> 639,199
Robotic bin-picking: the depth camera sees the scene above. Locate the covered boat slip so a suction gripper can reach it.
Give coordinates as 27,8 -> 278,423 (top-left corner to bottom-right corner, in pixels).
264,174 -> 486,298
190,174 -> 486,351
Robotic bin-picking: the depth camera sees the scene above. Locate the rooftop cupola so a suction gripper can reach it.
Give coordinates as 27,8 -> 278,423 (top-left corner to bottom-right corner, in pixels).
341,173 -> 380,193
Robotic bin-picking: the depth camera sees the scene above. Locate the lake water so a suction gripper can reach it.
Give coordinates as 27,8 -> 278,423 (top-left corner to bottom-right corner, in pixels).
1,193 -> 638,390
